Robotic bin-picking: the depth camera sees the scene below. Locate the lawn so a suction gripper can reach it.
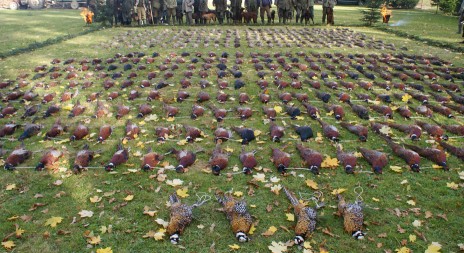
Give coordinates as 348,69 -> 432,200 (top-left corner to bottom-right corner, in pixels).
0,7 -> 463,253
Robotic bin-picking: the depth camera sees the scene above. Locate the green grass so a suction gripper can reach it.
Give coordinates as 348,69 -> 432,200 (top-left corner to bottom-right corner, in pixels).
0,8 -> 464,253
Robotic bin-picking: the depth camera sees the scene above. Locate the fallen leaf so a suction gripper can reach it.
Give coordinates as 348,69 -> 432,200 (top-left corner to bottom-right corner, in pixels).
274,106 -> 283,114
96,247 -> 113,253
176,188 -> 189,198
447,182 -> 459,190
409,234 -> 416,242
379,125 -> 393,136
412,220 -> 422,227
44,216 -> 63,227
143,206 -> 157,217
229,244 -> 240,250
53,180 -> 63,186
270,176 -> 280,183
177,139 -> 188,146
78,210 -> 94,218
407,200 -> 416,206
155,218 -> 168,228
249,224 -> 256,235
390,166 -> 403,173
233,191 -> 243,197
87,235 -> 101,245
6,184 -> 16,190
372,197 -> 380,202
321,156 -> 339,168
458,171 -> 464,180
2,241 -> 15,250
90,196 -> 102,203
395,247 -> 411,253
253,173 -> 266,182
425,242 -> 442,253
254,130 -> 262,136
15,226 -> 25,237
305,179 -> 319,190
402,94 -> 412,102
166,179 -> 183,187
262,226 -> 278,237
286,213 -> 295,221
268,241 -> 288,253
331,188 -> 347,195
270,184 -> 282,195
124,195 -> 134,201
224,147 -> 234,152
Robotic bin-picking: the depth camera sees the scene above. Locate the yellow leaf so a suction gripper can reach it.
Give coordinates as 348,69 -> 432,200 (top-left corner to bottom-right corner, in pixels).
432,164 -> 443,169
268,241 -> 288,253
63,104 -> 73,111
305,179 -> 319,190
447,182 -> 459,190
254,130 -> 262,136
16,227 -> 25,237
233,191 -> 243,197
303,241 -> 312,249
176,187 -> 189,198
124,195 -> 134,201
274,106 -> 283,114
229,244 -> 240,250
458,171 -> 464,180
2,241 -> 15,250
78,210 -> 94,218
224,147 -> 234,152
44,216 -> 63,227
262,226 -> 278,237
331,188 -> 347,195
270,184 -> 282,195
372,197 -> 380,202
368,99 -> 381,105
390,166 -> 403,173
155,218 -> 169,228
153,231 -> 165,240
425,242 -> 442,253
249,224 -> 256,235
286,213 -> 295,221
122,138 -> 128,145
354,152 -> 362,158
412,220 -> 422,227
166,179 -> 183,187
89,196 -> 101,203
5,184 -> 16,190
395,246 -> 411,253
407,200 -> 416,206
321,156 -> 339,168
409,234 -> 416,242
402,94 -> 412,102
143,206 -> 157,217
253,173 -> 266,182
139,121 -> 146,126
326,110 -> 334,116
166,117 -> 175,122
96,247 -> 113,253
177,139 -> 188,146
379,125 -> 393,136
315,132 -> 323,143
133,151 -> 142,157
87,235 -> 101,245
295,116 -> 304,120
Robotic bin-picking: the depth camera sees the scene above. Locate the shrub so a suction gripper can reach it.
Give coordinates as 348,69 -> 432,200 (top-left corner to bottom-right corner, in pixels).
360,0 -> 383,25
431,0 -> 458,13
388,0 -> 420,9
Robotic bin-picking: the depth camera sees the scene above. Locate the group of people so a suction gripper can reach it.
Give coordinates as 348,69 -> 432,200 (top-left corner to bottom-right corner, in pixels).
104,0 -> 336,27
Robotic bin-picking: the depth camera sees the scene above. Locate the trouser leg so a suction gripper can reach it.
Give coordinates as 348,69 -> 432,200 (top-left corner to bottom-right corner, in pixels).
322,6 -> 326,23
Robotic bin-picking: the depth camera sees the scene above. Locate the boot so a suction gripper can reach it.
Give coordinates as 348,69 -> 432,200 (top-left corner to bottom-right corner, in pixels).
295,14 -> 299,24
279,17 -> 282,24
267,16 -> 271,24
219,17 -> 223,24
261,16 -> 264,24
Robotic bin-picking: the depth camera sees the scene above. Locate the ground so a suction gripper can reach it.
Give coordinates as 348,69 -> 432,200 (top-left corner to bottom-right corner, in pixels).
0,7 -> 463,253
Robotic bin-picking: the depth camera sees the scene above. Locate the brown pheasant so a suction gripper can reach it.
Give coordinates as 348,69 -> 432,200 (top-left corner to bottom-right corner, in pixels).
283,187 -> 317,246
337,194 -> 365,240
166,193 -> 208,244
216,192 -> 253,242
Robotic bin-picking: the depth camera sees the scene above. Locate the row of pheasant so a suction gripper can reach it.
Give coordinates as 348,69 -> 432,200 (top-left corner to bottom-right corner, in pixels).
164,188 -> 363,245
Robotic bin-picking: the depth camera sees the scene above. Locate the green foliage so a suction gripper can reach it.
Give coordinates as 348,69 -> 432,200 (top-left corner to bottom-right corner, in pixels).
431,0 -> 460,13
360,0 -> 383,26
388,0 -> 420,9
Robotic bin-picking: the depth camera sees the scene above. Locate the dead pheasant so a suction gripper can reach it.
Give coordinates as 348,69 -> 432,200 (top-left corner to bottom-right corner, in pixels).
216,192 -> 253,243
209,144 -> 229,175
358,147 -> 388,174
283,187 -> 318,246
383,138 -> 421,172
337,194 -> 365,240
404,144 -> 448,171
167,193 -> 209,244
336,144 -> 357,174
437,140 -> 464,161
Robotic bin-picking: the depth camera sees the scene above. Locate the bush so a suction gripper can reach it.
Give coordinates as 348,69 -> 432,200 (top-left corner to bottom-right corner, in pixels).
431,0 -> 459,14
388,0 -> 420,9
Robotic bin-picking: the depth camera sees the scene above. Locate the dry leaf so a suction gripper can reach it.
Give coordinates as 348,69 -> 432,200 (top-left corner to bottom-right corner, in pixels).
412,220 -> 422,227
402,94 -> 412,102
229,244 -> 240,250
262,226 -> 278,237
286,213 -> 295,221
331,188 -> 347,195
249,224 -> 256,235
321,156 -> 339,168
87,235 -> 101,245
90,196 -> 102,203
44,216 -> 63,227
305,179 -> 318,190
124,195 -> 134,201
274,106 -> 283,114
78,210 -> 94,218
96,247 -> 113,253
425,242 -> 442,253
407,200 -> 416,206
166,179 -> 183,187
6,184 -> 16,190
409,234 -> 416,242
390,166 -> 403,173
270,184 -> 282,195
379,125 -> 393,136
268,241 -> 288,253
253,173 -> 266,182
233,191 -> 243,197
446,182 -> 459,190
155,218 -> 168,228
395,247 -> 411,253
176,188 -> 189,198
2,241 -> 15,250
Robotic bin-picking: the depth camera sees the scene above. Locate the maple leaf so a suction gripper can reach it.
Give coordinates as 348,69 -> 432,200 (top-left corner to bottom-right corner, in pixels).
44,216 -> 63,227
446,182 -> 459,190
224,147 -> 234,152
155,218 -> 169,228
295,116 -> 304,120
379,125 -> 393,136
407,200 -> 416,206
96,247 -> 113,253
262,226 -> 278,237
254,130 -> 262,136
249,224 -> 256,235
321,156 -> 339,168
153,231 -> 165,240
315,132 -> 323,143
177,139 -> 188,146
124,195 -> 134,201
6,184 -> 16,190
89,196 -> 102,203
233,191 -> 243,197
143,206 -> 157,217
166,117 -> 175,122
395,246 -> 411,253
2,241 -> 15,250
15,226 -> 25,237
425,242 -> 442,253
458,171 -> 464,180
270,184 -> 282,195
176,188 -> 189,198
268,241 -> 288,253
87,235 -> 101,245
229,244 -> 240,250
402,94 -> 412,102
305,179 -> 319,190
457,243 -> 464,251
270,176 -> 280,183
390,166 -> 403,173
166,179 -> 183,187
372,197 -> 380,202
286,213 -> 295,221
78,210 -> 94,218
412,220 -> 422,227
253,173 -> 266,182
409,234 -> 416,242
63,104 -> 73,111
133,151 -> 142,157
331,188 -> 347,195
144,114 -> 159,122
274,106 -> 283,114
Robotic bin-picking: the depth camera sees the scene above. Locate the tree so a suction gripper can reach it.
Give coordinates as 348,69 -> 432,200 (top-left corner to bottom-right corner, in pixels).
431,0 -> 459,14
360,0 -> 383,26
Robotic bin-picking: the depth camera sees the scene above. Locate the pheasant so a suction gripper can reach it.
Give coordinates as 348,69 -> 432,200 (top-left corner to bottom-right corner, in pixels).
216,192 -> 253,243
358,147 -> 388,174
340,122 -> 368,142
239,147 -> 257,174
296,144 -> 323,175
271,147 -> 291,174
336,144 -> 358,174
166,193 -> 208,244
283,187 -> 317,245
4,147 -> 32,170
141,149 -> 164,171
404,144 -> 448,170
209,144 -> 229,175
337,194 -> 365,240
35,149 -> 63,171
73,145 -> 94,173
383,137 -> 420,172
438,140 -> 464,161
105,143 -> 129,171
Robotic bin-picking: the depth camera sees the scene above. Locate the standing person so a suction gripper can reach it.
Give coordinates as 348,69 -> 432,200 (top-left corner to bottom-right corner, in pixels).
293,0 -> 303,24
458,0 -> 464,34
198,0 -> 207,24
257,0 -> 271,24
122,0 -> 133,25
245,0 -> 258,12
230,0 -> 242,24
164,0 -> 177,24
322,0 -> 329,24
213,0 -> 227,24
151,0 -> 160,24
183,0 -> 194,25
276,0 -> 292,24
135,0 -> 147,26
326,0 -> 335,25
306,0 -> 314,24
176,0 -> 183,24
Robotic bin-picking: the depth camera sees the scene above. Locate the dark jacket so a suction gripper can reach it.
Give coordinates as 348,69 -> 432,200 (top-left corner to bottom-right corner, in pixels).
257,0 -> 272,7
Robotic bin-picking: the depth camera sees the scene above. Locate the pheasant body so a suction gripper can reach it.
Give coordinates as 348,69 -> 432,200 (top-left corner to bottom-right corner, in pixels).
166,193 -> 196,244
283,187 -> 317,245
337,195 -> 365,239
217,193 -> 253,242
